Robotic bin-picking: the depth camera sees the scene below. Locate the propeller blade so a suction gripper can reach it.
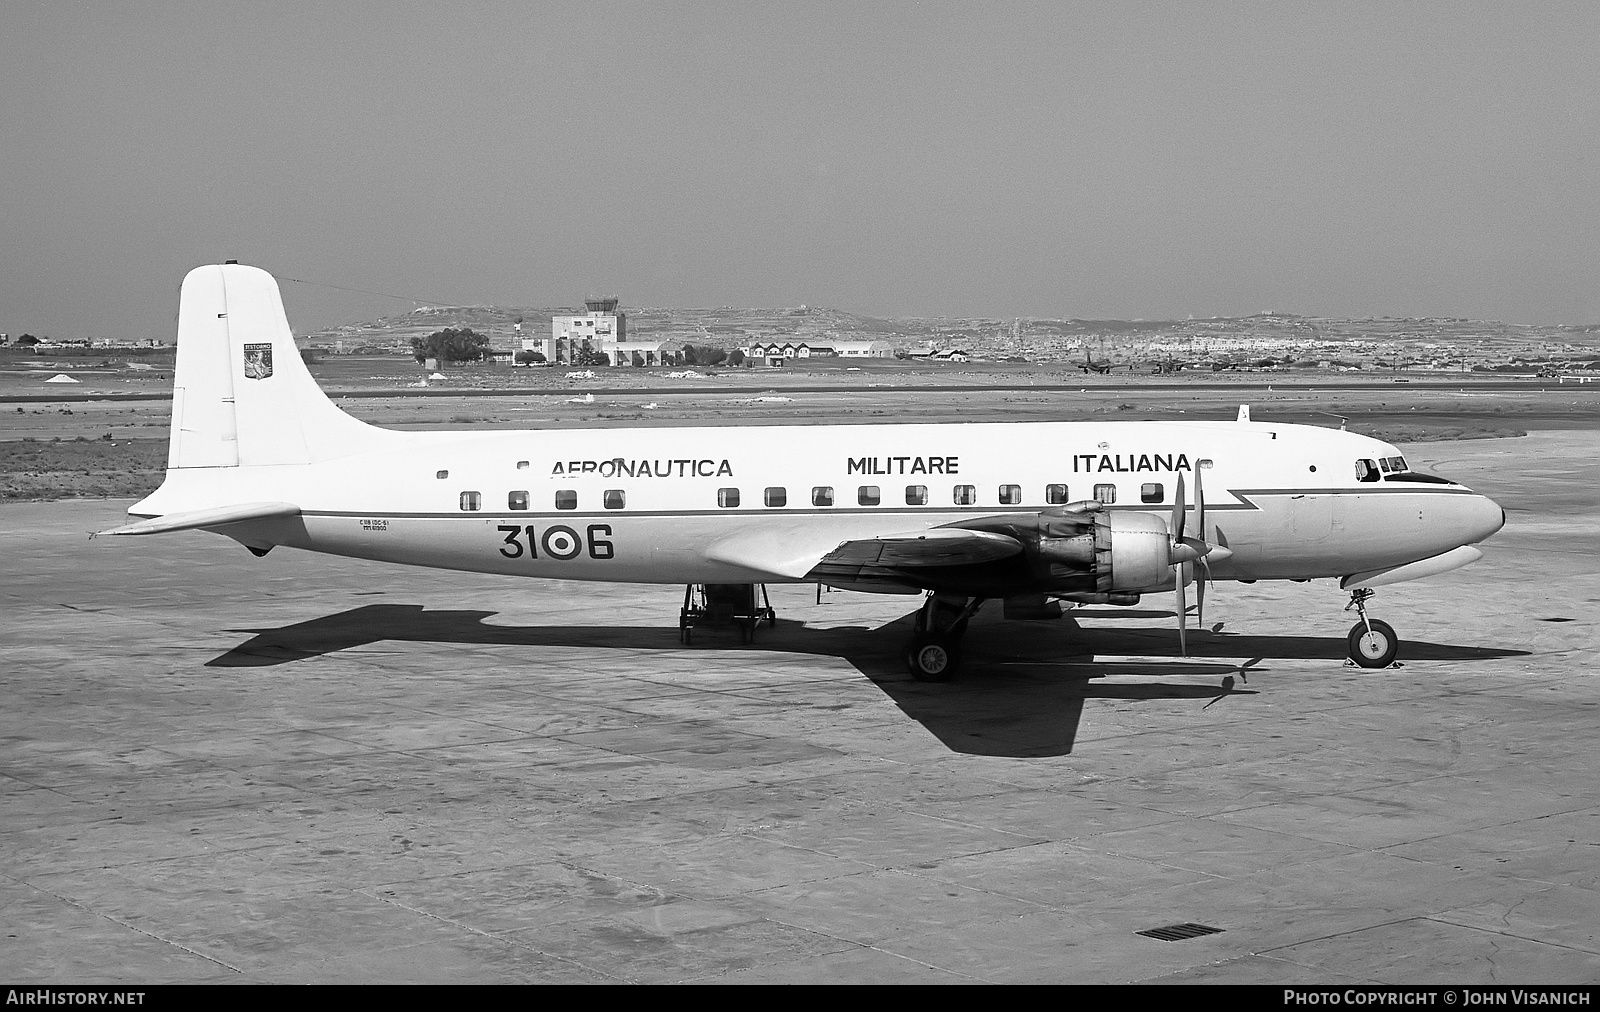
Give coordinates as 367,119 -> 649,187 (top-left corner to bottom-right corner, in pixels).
1175,562 -> 1188,656
1171,469 -> 1186,545
1191,466 -> 1210,627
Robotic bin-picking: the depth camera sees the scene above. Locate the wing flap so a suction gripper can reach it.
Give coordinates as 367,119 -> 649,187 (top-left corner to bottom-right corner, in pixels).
98,501 -> 301,537
703,522 -> 1023,580
821,528 -> 1023,568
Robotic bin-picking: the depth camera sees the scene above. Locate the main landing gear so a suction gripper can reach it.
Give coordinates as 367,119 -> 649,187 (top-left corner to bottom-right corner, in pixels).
679,584 -> 776,645
904,594 -> 984,682
1344,588 -> 1400,668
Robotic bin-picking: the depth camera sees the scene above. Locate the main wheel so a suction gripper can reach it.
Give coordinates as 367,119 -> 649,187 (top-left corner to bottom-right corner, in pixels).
906,634 -> 959,682
1347,618 -> 1398,668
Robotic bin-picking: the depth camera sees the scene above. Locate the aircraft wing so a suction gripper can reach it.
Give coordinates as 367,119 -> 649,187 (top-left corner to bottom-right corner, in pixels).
704,522 -> 1023,580
97,501 -> 302,537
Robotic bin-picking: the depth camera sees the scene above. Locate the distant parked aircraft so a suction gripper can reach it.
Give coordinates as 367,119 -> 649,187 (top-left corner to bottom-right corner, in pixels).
1077,342 -> 1118,374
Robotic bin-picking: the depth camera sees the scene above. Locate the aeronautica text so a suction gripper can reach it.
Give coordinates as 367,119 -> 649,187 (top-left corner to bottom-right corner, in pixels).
551,459 -> 733,478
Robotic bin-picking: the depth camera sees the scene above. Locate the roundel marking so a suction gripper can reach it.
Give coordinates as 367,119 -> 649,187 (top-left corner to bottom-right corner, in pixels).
541,525 -> 582,560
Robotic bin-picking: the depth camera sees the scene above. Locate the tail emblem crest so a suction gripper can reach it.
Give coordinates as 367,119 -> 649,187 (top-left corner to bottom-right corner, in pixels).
243,343 -> 273,380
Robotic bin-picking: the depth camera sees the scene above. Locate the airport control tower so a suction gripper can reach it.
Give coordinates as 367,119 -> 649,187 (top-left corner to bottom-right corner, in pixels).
542,296 -> 627,364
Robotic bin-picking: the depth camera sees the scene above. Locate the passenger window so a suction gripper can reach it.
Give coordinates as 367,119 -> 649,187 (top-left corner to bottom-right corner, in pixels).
1093,483 -> 1117,504
1355,459 -> 1380,483
508,490 -> 529,511
1141,482 -> 1163,503
764,487 -> 787,507
1197,458 -> 1213,470
516,460 -> 529,470
953,484 -> 977,506
555,490 -> 578,510
603,489 -> 625,510
998,484 -> 1021,505
812,486 -> 834,507
459,491 -> 481,511
858,485 -> 881,506
1045,484 -> 1068,504
905,485 -> 928,506
436,470 -> 449,479
718,488 -> 741,508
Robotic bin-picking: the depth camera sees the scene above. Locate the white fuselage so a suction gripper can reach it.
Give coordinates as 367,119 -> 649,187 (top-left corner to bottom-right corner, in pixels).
132,417 -> 1506,589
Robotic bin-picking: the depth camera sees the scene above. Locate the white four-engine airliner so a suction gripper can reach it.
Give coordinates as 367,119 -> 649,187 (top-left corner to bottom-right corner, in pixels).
105,263 -> 1506,679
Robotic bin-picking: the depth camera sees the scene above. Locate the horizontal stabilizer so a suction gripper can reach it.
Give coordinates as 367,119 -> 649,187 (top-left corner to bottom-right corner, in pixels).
1340,545 -> 1483,590
99,501 -> 301,537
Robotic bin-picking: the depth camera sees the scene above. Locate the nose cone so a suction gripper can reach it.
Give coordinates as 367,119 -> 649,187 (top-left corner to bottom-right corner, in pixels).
1463,493 -> 1505,545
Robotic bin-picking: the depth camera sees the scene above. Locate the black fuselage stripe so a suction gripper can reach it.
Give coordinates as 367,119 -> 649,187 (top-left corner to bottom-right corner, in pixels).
298,486 -> 1473,522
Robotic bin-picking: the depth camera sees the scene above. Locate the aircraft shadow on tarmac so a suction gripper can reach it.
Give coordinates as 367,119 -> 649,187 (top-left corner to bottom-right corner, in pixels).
208,604 -> 1527,758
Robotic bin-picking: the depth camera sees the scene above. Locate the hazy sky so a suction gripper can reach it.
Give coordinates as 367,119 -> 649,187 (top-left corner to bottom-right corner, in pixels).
3,1 -> 1597,339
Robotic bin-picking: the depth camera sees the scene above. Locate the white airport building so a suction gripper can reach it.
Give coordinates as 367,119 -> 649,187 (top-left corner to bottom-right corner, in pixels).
742,339 -> 897,363
526,297 -> 630,365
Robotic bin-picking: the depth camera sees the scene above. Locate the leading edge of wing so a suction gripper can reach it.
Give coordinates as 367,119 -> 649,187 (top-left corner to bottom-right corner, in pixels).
704,522 -> 1023,580
97,501 -> 302,537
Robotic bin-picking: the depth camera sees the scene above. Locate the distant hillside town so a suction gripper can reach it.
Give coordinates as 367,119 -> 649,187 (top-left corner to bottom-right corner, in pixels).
295,298 -> 1600,375
0,334 -> 169,351
9,301 -> 1595,375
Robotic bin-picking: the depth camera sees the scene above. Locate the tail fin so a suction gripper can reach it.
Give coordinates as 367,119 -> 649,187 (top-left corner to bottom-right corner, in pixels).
168,263 -> 384,468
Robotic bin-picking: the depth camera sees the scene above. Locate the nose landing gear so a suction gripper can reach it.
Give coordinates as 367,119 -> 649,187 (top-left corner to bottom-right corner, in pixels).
1344,588 -> 1400,668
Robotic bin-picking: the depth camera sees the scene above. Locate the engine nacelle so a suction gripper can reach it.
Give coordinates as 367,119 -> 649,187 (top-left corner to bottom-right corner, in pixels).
957,506 -> 1176,594
1023,509 -> 1173,593
1102,511 -> 1173,591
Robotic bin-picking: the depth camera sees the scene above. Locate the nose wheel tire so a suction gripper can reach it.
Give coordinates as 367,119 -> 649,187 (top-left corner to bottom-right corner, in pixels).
905,634 -> 959,682
1347,618 -> 1399,668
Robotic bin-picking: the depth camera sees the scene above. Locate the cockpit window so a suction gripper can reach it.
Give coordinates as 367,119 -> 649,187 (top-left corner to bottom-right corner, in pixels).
1355,459 -> 1380,483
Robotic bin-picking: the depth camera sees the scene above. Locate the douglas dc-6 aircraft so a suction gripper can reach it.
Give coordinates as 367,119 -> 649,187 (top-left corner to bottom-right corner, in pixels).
103,264 -> 1506,679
